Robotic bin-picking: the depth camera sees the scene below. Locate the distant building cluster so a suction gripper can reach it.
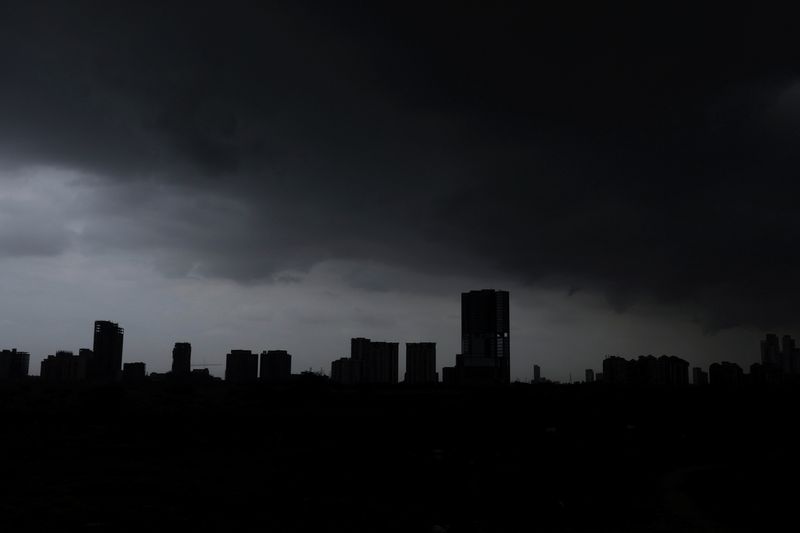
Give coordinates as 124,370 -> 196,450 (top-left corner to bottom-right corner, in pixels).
331,339 -> 400,385
5,293 -> 800,392
600,355 -> 690,386
576,334 -> 800,388
40,321 -> 125,382
224,349 -> 293,383
752,334 -> 800,384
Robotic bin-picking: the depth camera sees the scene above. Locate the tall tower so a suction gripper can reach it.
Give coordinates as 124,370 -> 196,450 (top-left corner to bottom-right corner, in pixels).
92,320 -> 124,381
172,342 -> 191,375
458,289 -> 510,384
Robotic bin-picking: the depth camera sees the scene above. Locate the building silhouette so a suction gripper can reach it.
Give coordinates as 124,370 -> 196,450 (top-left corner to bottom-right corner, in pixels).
404,342 -> 437,384
331,357 -> 361,385
602,356 -> 629,384
533,364 -> 541,383
709,361 -> 744,386
759,334 -> 800,382
585,369 -> 595,383
260,350 -> 292,383
350,338 -> 399,384
122,362 -> 146,381
692,366 -> 708,386
76,348 -> 93,380
40,351 -> 80,381
225,350 -> 258,383
444,289 -> 510,385
172,342 -> 191,375
602,355 -> 689,386
0,348 -> 29,380
90,321 -> 124,380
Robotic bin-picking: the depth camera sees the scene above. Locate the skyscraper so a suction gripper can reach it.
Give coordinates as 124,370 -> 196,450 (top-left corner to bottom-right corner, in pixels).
444,289 -> 511,385
172,342 -> 191,375
405,342 -> 437,384
92,321 -> 124,381
461,289 -> 510,360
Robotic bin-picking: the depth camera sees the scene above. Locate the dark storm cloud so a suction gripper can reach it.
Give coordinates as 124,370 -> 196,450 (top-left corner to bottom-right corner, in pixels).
2,1 -> 800,330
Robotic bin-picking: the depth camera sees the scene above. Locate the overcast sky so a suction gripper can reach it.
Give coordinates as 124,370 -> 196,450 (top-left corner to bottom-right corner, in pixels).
1,2 -> 798,380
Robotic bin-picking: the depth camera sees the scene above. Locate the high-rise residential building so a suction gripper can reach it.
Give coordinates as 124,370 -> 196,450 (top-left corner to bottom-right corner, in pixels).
0,349 -> 30,379
758,333 -> 799,381
585,369 -> 595,383
404,342 -> 437,384
331,357 -> 361,385
260,350 -> 291,382
781,335 -> 799,374
533,364 -> 541,383
601,355 -> 689,386
692,366 -> 708,386
76,348 -> 93,380
461,289 -> 510,360
761,334 -> 781,370
122,362 -> 146,381
225,350 -> 258,383
92,320 -> 124,380
350,338 -> 398,384
444,289 -> 510,385
709,361 -> 743,386
172,342 -> 191,375
40,351 -> 79,381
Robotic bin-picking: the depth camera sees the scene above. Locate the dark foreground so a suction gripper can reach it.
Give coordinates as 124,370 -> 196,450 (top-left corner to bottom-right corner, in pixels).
1,382 -> 798,532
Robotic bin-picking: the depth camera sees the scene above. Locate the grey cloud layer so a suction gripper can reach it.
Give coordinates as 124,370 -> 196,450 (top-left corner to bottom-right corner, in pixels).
1,2 -> 799,331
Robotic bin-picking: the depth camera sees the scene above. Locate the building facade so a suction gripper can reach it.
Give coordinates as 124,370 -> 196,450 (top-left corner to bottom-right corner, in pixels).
0,348 -> 29,380
172,342 -> 191,375
260,350 -> 292,382
225,350 -> 258,383
444,289 -> 510,385
92,320 -> 124,380
405,342 -> 437,384
351,338 -> 399,384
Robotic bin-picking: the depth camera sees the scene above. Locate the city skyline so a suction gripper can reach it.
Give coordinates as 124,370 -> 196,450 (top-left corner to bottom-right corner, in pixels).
3,4 -> 800,531
3,289 -> 796,385
1,3 -> 797,384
